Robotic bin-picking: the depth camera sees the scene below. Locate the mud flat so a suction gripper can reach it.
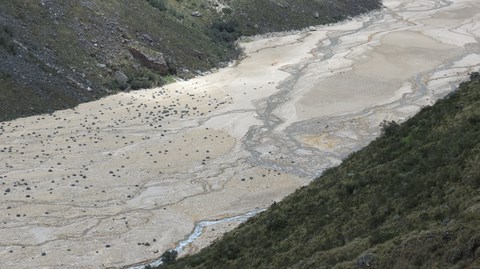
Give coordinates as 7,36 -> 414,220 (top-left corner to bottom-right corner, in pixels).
1,0 -> 479,268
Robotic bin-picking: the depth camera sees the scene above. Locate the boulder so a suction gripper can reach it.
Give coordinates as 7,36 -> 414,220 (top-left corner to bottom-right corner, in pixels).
142,33 -> 153,42
309,26 -> 317,31
114,71 -> 128,85
128,46 -> 169,75
191,11 -> 202,17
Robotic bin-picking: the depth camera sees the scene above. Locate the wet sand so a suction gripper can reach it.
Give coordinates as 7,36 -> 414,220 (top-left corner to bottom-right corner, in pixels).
1,0 -> 479,268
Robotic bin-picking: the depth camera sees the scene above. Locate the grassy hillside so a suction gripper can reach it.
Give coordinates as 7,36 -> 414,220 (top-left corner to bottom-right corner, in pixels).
159,72 -> 480,268
0,0 -> 381,122
228,0 -> 379,35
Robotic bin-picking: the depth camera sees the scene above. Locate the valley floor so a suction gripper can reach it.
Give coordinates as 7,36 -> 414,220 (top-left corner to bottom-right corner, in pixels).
0,0 -> 479,268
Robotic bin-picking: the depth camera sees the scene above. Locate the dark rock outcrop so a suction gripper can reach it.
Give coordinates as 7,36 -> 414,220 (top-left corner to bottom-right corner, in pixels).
128,46 -> 169,75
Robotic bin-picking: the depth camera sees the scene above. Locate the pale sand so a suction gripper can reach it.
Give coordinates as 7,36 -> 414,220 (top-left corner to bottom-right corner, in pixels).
0,0 -> 479,268
294,31 -> 460,118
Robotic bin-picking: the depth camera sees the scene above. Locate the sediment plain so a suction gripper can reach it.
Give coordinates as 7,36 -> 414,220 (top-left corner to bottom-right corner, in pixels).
1,0 -> 479,268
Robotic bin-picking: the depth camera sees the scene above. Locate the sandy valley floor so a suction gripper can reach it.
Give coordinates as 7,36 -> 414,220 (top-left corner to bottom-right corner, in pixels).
1,0 -> 480,268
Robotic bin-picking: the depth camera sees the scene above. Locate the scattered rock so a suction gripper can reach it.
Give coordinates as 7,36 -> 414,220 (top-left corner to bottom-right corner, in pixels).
309,26 -> 317,31
356,253 -> 375,268
445,247 -> 463,264
191,11 -> 202,17
467,236 -> 480,256
142,33 -> 153,42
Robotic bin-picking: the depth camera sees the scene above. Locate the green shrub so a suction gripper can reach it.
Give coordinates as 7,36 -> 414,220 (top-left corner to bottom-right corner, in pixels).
0,25 -> 16,55
161,250 -> 178,264
209,19 -> 241,44
127,69 -> 163,90
147,0 -> 168,11
380,120 -> 400,135
222,7 -> 233,15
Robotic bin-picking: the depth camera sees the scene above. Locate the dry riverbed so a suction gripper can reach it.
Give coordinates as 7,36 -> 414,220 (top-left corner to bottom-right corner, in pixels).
1,0 -> 479,268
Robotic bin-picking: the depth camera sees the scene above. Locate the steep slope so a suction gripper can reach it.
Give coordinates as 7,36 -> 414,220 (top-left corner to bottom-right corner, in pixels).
228,0 -> 380,35
160,73 -> 480,268
0,0 -> 381,122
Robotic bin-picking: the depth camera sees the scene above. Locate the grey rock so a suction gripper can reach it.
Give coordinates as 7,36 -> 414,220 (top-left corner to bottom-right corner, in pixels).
309,26 -> 317,31
356,253 -> 375,268
115,71 -> 128,84
142,33 -> 153,42
191,11 -> 202,17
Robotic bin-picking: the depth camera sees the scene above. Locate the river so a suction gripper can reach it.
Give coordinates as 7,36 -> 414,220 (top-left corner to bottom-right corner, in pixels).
0,0 -> 479,268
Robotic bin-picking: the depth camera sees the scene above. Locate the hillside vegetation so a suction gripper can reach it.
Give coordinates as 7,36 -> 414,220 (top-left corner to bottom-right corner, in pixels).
159,73 -> 480,268
0,0 -> 381,121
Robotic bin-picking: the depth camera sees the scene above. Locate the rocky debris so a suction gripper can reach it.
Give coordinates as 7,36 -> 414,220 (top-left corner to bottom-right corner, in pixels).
445,247 -> 463,264
128,46 -> 169,75
142,33 -> 153,43
191,11 -> 202,17
309,26 -> 317,31
356,253 -> 375,268
467,236 -> 480,256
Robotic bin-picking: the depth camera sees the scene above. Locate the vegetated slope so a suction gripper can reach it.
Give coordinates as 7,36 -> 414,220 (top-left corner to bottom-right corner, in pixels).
159,73 -> 480,268
0,0 -> 381,122
228,0 -> 380,35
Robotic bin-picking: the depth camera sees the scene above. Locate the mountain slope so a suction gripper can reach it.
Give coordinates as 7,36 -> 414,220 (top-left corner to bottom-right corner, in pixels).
0,0 -> 381,122
228,0 -> 380,35
159,72 -> 480,268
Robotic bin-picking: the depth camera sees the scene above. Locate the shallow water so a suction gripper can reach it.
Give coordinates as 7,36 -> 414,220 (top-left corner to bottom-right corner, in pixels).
1,0 -> 479,268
